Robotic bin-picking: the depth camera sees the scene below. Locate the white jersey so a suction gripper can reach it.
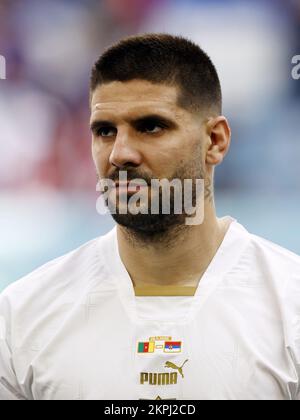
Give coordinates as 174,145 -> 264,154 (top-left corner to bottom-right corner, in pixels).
0,216 -> 300,400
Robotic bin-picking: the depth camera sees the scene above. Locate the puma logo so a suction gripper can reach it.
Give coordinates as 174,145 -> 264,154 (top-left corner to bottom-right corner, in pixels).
165,359 -> 188,378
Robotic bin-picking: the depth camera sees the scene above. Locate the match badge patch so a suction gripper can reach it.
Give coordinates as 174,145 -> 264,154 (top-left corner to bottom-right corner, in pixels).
137,336 -> 182,354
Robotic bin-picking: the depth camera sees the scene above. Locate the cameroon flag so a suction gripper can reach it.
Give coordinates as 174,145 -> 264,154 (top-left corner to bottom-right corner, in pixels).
138,342 -> 155,353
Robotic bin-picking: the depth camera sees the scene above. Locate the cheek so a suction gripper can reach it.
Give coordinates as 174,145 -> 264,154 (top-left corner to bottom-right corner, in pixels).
148,145 -> 186,178
92,140 -> 111,174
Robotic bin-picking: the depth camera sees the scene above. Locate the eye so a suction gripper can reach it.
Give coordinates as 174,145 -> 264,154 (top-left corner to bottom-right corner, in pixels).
96,127 -> 116,138
140,123 -> 165,134
145,125 -> 163,134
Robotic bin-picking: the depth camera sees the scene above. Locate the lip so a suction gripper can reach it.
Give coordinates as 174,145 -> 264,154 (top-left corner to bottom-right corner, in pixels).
113,182 -> 148,193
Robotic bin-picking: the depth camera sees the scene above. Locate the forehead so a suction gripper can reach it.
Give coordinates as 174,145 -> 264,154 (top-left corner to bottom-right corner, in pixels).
90,79 -> 185,120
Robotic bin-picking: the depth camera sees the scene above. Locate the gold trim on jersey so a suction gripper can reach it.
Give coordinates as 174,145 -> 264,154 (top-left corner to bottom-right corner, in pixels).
134,286 -> 197,296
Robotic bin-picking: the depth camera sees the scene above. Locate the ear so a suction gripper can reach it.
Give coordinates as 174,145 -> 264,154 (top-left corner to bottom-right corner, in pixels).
205,116 -> 231,166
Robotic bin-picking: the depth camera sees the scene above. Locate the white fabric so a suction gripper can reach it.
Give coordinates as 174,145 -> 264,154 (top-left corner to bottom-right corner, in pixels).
0,216 -> 299,400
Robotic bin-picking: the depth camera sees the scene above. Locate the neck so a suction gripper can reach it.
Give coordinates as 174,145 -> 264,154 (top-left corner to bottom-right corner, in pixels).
116,203 -> 231,288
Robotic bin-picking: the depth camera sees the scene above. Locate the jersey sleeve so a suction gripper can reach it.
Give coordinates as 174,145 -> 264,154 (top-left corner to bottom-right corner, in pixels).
0,295 -> 27,400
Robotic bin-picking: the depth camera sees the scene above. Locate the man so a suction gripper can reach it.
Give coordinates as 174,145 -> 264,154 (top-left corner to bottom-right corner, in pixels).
0,34 -> 299,400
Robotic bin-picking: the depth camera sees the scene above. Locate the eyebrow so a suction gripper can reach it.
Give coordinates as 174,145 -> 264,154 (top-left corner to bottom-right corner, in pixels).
90,114 -> 179,134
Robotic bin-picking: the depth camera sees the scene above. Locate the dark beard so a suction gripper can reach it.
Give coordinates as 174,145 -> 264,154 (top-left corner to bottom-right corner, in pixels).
112,211 -> 188,248
99,141 -> 205,246
110,190 -> 187,241
104,162 -> 205,246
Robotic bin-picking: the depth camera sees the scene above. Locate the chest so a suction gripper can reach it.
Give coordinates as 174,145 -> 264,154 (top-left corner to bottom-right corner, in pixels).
24,311 -> 293,400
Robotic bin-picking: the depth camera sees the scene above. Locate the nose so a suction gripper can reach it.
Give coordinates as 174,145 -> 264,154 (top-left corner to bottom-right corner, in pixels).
109,129 -> 142,169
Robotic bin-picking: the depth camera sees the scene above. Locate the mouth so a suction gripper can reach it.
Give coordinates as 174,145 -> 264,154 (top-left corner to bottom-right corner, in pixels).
113,182 -> 147,194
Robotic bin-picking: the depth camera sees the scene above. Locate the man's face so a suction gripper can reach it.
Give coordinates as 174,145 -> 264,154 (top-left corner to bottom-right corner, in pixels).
90,79 -> 208,236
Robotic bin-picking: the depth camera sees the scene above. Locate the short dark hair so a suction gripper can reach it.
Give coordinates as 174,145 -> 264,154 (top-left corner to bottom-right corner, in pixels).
90,33 -> 222,114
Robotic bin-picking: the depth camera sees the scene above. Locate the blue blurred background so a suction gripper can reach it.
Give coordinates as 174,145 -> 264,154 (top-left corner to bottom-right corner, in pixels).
0,0 -> 300,291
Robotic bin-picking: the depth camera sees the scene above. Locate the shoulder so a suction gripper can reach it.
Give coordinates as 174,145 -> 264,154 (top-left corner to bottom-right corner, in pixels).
241,227 -> 300,371
229,217 -> 300,274
0,228 -> 116,316
247,232 -> 300,320
247,230 -> 300,274
251,229 -> 300,257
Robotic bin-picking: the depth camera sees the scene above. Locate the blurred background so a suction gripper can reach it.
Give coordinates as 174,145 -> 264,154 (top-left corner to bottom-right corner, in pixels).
0,0 -> 300,291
